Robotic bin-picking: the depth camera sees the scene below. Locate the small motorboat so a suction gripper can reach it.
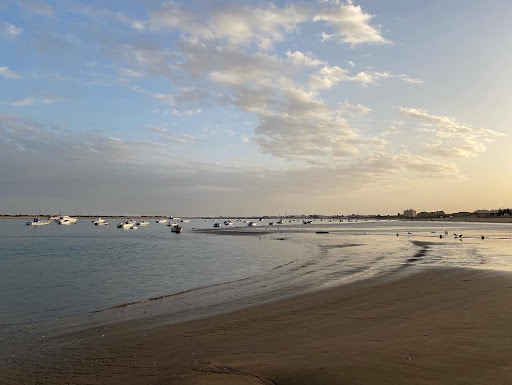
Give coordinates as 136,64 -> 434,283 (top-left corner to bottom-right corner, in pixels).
136,220 -> 149,226
93,218 -> 109,226
117,220 -> 136,229
58,216 -> 78,225
170,224 -> 183,233
26,218 -> 50,226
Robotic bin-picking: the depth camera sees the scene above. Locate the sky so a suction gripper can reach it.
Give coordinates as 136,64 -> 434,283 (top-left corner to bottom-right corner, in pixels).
0,0 -> 511,216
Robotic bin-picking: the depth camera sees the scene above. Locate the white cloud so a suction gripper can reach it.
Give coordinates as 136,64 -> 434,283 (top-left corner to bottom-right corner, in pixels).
309,65 -> 349,89
348,70 -> 391,86
286,50 -> 324,67
0,22 -> 22,39
338,101 -> 372,116
398,74 -> 424,84
314,1 -> 389,46
145,126 -> 196,144
0,66 -> 21,79
400,107 -> 503,158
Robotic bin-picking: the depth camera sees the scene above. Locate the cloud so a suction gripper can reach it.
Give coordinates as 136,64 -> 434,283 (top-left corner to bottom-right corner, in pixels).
145,126 -> 196,144
398,74 -> 424,84
0,94 -> 59,106
381,121 -> 403,136
400,107 -> 503,157
338,101 -> 372,116
0,21 -> 22,39
313,0 -> 389,46
0,113 -> 470,215
0,66 -> 21,79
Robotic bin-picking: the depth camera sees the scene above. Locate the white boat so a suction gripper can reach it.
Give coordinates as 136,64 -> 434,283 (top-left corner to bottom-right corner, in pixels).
26,218 -> 50,226
92,218 -> 109,226
213,222 -> 221,228
167,222 -> 178,227
170,224 -> 183,233
136,220 -> 149,226
171,217 -> 181,221
223,220 -> 233,226
130,225 -> 138,230
181,219 -> 190,223
277,219 -> 283,224
156,218 -> 168,223
58,216 -> 78,225
117,220 -> 136,229
248,221 -> 256,227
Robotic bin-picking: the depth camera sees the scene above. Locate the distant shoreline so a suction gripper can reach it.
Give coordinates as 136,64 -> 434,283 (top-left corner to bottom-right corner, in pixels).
400,216 -> 512,224
2,215 -> 512,224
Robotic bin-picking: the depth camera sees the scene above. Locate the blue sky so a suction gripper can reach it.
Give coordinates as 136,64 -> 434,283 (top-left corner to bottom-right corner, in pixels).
1,0 -> 510,216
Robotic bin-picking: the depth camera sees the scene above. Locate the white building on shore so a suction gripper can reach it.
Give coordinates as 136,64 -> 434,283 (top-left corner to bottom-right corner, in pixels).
403,209 -> 417,218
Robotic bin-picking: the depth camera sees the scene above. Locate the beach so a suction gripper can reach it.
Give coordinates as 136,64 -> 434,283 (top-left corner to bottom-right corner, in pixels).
2,267 -> 512,384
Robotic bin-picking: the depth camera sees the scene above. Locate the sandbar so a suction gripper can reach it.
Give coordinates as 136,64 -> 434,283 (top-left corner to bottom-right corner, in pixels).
2,267 -> 512,384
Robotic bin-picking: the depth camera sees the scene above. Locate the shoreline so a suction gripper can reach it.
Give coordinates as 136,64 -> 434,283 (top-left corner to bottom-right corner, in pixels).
3,267 -> 512,384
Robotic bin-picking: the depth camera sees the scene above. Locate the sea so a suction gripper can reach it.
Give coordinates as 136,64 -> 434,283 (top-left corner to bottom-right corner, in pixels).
1,218 -> 512,328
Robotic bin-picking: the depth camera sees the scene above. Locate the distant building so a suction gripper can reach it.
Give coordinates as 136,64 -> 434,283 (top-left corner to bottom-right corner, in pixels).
403,209 -> 416,218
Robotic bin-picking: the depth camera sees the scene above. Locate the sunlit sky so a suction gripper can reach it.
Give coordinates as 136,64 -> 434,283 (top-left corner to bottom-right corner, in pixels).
1,0 -> 511,216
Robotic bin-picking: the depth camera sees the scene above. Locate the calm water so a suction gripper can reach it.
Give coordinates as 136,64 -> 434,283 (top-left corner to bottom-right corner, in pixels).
1,218 -> 512,326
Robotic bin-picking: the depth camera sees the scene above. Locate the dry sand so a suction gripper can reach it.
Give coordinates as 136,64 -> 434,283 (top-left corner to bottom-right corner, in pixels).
2,268 -> 512,384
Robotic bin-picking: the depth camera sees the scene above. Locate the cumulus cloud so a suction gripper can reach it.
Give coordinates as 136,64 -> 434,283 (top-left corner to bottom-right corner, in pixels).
400,107 -> 503,157
0,21 -> 22,39
0,66 -> 21,79
313,0 -> 389,46
338,101 -> 372,116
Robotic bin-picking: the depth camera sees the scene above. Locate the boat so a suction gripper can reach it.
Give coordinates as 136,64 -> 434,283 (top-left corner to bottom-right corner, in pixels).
170,217 -> 181,221
92,218 -> 109,226
223,220 -> 233,226
117,220 -> 136,229
25,218 -> 50,226
130,225 -> 138,230
277,219 -> 283,224
170,224 -> 183,233
167,222 -> 178,227
248,221 -> 256,227
136,220 -> 149,226
57,216 -> 78,225
213,222 -> 221,228
156,218 -> 168,223
181,219 -> 190,223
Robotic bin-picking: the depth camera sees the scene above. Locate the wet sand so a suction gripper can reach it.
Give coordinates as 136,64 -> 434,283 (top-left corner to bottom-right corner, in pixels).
2,267 -> 512,384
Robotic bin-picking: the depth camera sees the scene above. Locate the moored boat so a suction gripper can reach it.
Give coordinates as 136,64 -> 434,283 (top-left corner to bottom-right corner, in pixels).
170,224 -> 183,233
58,216 -> 78,225
25,218 -> 51,226
92,218 -> 108,226
117,220 -> 136,229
